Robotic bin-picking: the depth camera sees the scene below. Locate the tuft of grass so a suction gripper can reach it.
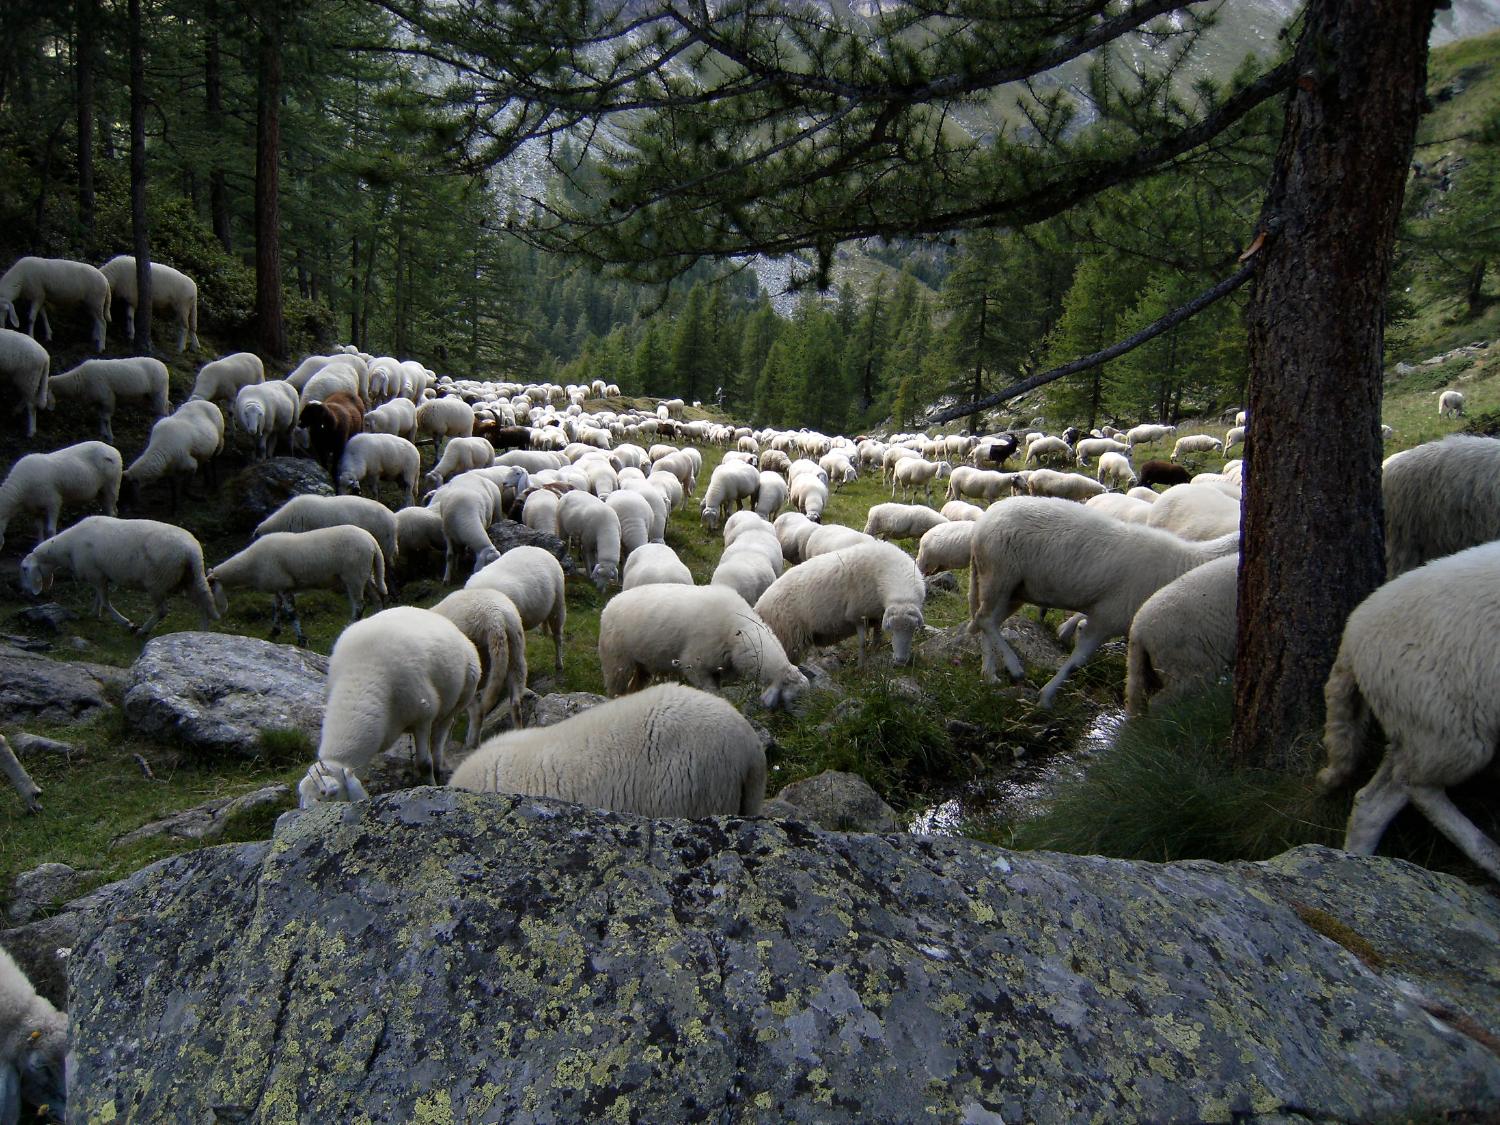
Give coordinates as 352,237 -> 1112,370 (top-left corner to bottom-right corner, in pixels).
257,726 -> 314,765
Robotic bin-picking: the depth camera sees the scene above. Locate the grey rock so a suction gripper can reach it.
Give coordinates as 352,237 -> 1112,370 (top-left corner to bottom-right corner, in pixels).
111,784 -> 291,849
9,733 -> 77,758
69,796 -> 1500,1123
769,770 -> 901,833
230,457 -> 333,530
2,882 -> 120,1009
523,690 -> 605,728
924,571 -> 959,595
487,520 -> 576,575
922,615 -> 1067,671
0,642 -> 124,726
13,602 -> 75,632
122,632 -> 328,757
6,863 -> 96,925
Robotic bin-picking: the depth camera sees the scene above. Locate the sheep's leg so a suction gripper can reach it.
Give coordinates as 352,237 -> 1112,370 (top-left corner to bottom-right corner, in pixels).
36,305 -> 53,341
285,594 -> 308,647
1407,785 -> 1500,882
854,620 -> 867,664
1037,622 -> 1104,709
269,593 -> 285,639
135,599 -> 170,635
974,599 -> 1025,683
346,581 -> 363,623
0,1062 -> 21,1124
1342,757 -> 1409,855
100,587 -> 137,631
551,616 -> 565,672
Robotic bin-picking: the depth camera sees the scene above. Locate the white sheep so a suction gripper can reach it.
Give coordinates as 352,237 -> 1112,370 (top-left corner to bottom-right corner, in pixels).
1084,492 -> 1153,525
755,540 -> 926,666
191,351 -> 264,405
415,397 -> 476,454
0,440 -> 120,552
0,329 -> 50,436
621,542 -> 694,589
1074,437 -> 1131,467
1124,554 -> 1238,715
48,356 -> 170,441
233,380 -> 301,461
298,607 -> 480,805
863,502 -> 948,541
722,527 -> 782,575
450,683 -> 766,817
365,397 -> 418,442
20,515 -> 219,634
1126,486 -> 1160,504
336,432 -> 421,508
1171,434 -> 1223,462
1024,435 -> 1071,466
255,493 -> 399,575
646,465 -> 687,512
1437,389 -> 1466,418
521,487 -> 561,536
0,255 -> 110,351
430,474 -> 504,582
892,457 -> 951,503
621,478 -> 669,541
1026,469 -> 1107,503
422,435 -> 494,493
916,520 -> 975,576
947,466 -> 1022,504
605,488 -> 654,558
600,584 -> 808,709
123,399 -> 225,504
99,255 -> 199,351
711,544 -> 779,606
752,471 -> 788,519
468,545 -> 568,672
1096,451 -> 1137,489
558,489 -> 622,592
968,497 -> 1238,707
431,588 -> 528,748
801,523 -> 874,559
298,361 -> 361,407
774,511 -> 817,563
394,504 -> 447,578
1224,426 -> 1246,453
1383,434 -> 1500,578
1318,540 -> 1500,881
789,473 -> 829,522
1145,483 -> 1240,541
1124,423 -> 1176,447
940,500 -> 984,522
701,461 -> 761,530
0,943 -> 68,1123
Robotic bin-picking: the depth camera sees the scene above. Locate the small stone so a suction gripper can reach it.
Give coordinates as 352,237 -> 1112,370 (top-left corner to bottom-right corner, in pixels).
7,863 -> 97,925
924,572 -> 959,595
111,784 -> 290,848
523,691 -> 606,729
769,770 -> 902,833
14,603 -> 76,632
10,733 -> 77,758
487,521 -> 577,575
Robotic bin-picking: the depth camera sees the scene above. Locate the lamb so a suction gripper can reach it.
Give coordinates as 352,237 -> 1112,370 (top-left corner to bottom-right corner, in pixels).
48,356 -> 169,441
599,584 -> 808,709
1137,460 -> 1191,489
916,519 -> 975,576
191,351 -> 264,405
557,489 -> 622,591
1024,435 -> 1072,466
1084,492 -> 1153,525
0,255 -> 110,351
1026,469 -> 1107,503
421,435 -> 494,493
941,500 -> 984,522
20,515 -> 219,634
1437,389 -> 1466,417
365,397 -> 418,442
297,607 -> 480,805
1074,437 -> 1131,467
1171,434 -> 1224,462
1125,423 -> 1177,448
335,432 -> 421,508
98,254 -> 200,351
254,493 -> 399,575
967,497 -> 1238,707
233,380 -> 301,460
1383,434 -> 1500,578
789,473 -> 829,522
1317,541 -> 1500,881
298,390 -> 365,474
449,683 -> 766,817
0,329 -> 50,436
122,399 -> 225,506
700,461 -> 761,530
0,440 -> 121,552
605,489 -> 653,557
1096,451 -> 1137,489
892,457 -> 951,503
621,543 -> 694,589
755,540 -> 926,666
0,943 -> 69,1123
415,396 -> 476,453
711,544 -> 779,605
208,526 -> 387,644
468,545 -> 569,672
430,474 -> 504,581
431,588 -> 528,748
1124,554 -> 1239,715
863,502 -> 948,541
1146,483 -> 1240,541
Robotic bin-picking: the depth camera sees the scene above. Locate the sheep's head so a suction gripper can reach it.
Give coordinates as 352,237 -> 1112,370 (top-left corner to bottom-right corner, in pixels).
474,546 -> 502,573
298,762 -> 369,808
18,554 -> 52,596
760,664 -> 809,712
10,1010 -> 67,1122
882,604 -> 925,666
701,507 -> 720,531
591,561 -> 618,593
208,576 -> 229,617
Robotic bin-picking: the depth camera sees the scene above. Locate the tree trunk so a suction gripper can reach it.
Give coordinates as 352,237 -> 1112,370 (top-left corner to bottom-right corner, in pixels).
1233,0 -> 1435,769
76,0 -> 97,238
254,0 -> 287,358
128,0 -> 152,355
1465,259 -> 1487,319
205,0 -> 231,252
968,296 -> 987,433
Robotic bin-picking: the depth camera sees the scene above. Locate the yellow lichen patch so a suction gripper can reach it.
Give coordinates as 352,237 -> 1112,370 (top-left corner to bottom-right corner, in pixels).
94,1100 -> 118,1124
412,1089 -> 456,1125
605,1093 -> 633,1122
754,1091 -> 774,1110
1291,903 -> 1387,970
969,899 -> 997,924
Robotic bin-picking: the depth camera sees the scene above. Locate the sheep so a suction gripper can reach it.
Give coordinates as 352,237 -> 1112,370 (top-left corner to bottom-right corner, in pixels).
1124,554 -> 1239,715
699,461 -> 760,530
1074,437 -> 1131,467
1317,541 -> 1500,881
653,450 -> 698,495
1146,483 -> 1240,541
366,397 -> 418,442
558,490 -> 622,592
789,473 -> 829,522
972,436 -> 1018,468
916,520 -> 975,576
334,432 -> 421,508
940,500 -> 984,522
0,255 -> 110,351
122,399 -> 225,507
801,523 -> 874,559
1084,492 -> 1154,525
98,255 -> 199,351
394,504 -> 447,579
431,588 -> 528,748
299,360 -> 364,409
774,511 -> 818,564
47,356 -> 170,441
1096,451 -> 1137,490
722,510 -> 769,546
1024,435 -> 1072,466
1137,460 -> 1191,490
468,545 -> 569,672
0,440 -> 121,552
863,502 -> 948,541
892,457 -> 951,503
0,329 -> 50,436
1171,434 -> 1224,462
1124,423 -> 1176,447
521,487 -> 561,536
255,493 -> 399,575
297,607 -> 480,805
646,466 -> 687,512
191,351 -> 264,405
1438,389 -> 1466,418
449,683 -> 766,817
599,585 -> 807,709
1126,486 -> 1161,504
1224,426 -> 1246,453
208,526 -> 387,644
20,515 -> 219,634
0,943 -> 68,1124
233,381 -> 301,460
947,466 -> 1022,504
753,471 -> 788,519
416,397 -> 477,456
712,544 -> 779,605
606,489 -> 653,557
820,452 -> 857,489
421,435 -> 494,494
298,390 -> 365,474
967,497 -> 1238,707
430,474 -> 504,582
1027,469 -> 1107,503
1383,434 -> 1500,578
621,543 -> 694,589
755,540 -> 926,666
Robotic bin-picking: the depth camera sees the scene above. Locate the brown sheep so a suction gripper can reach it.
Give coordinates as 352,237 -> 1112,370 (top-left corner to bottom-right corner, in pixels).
299,390 -> 365,474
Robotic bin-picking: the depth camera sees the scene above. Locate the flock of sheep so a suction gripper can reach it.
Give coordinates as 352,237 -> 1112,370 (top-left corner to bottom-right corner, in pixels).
0,251 -> 1498,1122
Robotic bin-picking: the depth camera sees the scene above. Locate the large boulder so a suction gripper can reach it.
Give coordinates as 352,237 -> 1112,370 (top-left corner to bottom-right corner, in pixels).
764,770 -> 902,833
0,642 -> 124,726
122,632 -> 327,757
69,793 -> 1500,1122
487,519 -> 576,574
229,456 -> 334,531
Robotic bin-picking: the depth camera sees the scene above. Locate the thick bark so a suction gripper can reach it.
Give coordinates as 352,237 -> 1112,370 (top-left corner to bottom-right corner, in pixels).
968,297 -> 986,433
76,0 -> 97,236
1232,0 -> 1435,769
254,0 -> 287,358
129,0 -> 152,354
205,0 -> 231,252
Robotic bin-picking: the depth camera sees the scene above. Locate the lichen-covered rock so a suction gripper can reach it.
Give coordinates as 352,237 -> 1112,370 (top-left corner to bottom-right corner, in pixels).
230,456 -> 334,530
122,632 -> 328,757
110,784 -> 291,848
69,794 -> 1500,1123
0,642 -> 123,726
765,770 -> 901,833
488,519 -> 576,574
5,862 -> 96,925
522,690 -> 606,728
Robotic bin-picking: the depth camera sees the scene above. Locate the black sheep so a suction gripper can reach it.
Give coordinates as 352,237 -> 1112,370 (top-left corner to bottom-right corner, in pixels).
1138,460 -> 1191,489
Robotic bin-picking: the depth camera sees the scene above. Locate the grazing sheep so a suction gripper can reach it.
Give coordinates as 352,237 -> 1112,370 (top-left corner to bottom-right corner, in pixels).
298,390 -> 365,474
605,489 -> 653,557
416,397 -> 477,455
0,943 -> 68,1123
1171,434 -> 1224,462
48,356 -> 170,442
521,487 -> 561,537
621,543 -> 694,589
917,520 -> 975,576
1318,541 -> 1500,881
1126,486 -> 1161,504
892,457 -> 951,503
208,526 -> 387,644
653,450 -> 698,495
1026,469 -> 1107,503
0,440 -> 121,552
123,399 -> 225,506
1084,492 -> 1153,525
558,489 -> 622,592
701,462 -> 761,530
711,544 -> 779,606
431,588 -> 528,747
1137,460 -> 1191,490
972,436 -> 1019,468
0,329 -> 50,436
1125,554 -> 1238,715
468,546 -> 568,672
450,683 -> 766,817
1124,423 -> 1177,448
393,504 -> 446,580
1224,426 -> 1246,453
1024,435 -> 1072,467
1383,434 -> 1500,578
366,397 -> 418,443
233,381 -> 301,460
947,466 -> 1023,504
723,527 -> 783,576
621,478 -> 669,541
20,515 -> 219,634
600,585 -> 808,709
646,466 -> 687,512
255,493 -> 398,575
755,540 -> 926,665
1096,451 -> 1137,490
1146,483 -> 1240,541
421,435 -> 494,495
98,255 -> 200,351
774,511 -> 817,563
969,498 -> 1237,706
753,471 -> 788,519
941,500 -> 984,522
1074,437 -> 1131,467
789,473 -> 829,522
801,523 -> 874,559
863,502 -> 948,541
191,352 -> 264,405
430,474 -> 504,582
299,361 -> 362,408
0,255 -> 110,351
337,433 -> 422,508
298,607 -> 480,805
1437,389 -> 1466,418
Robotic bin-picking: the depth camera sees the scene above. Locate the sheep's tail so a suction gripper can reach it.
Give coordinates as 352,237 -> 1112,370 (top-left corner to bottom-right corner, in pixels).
1317,654 -> 1368,791
1124,636 -> 1156,717
741,751 -> 767,816
371,548 -> 388,602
